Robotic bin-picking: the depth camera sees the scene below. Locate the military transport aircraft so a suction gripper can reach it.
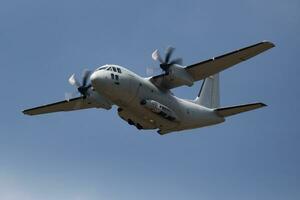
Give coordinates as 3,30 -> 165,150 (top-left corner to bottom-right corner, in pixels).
23,41 -> 275,135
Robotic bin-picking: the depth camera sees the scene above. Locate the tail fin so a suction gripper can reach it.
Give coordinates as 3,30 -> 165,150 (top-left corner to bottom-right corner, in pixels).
194,73 -> 220,108
215,103 -> 267,117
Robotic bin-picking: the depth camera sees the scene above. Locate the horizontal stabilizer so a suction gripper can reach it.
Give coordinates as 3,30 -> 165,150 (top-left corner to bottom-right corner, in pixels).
215,103 -> 266,117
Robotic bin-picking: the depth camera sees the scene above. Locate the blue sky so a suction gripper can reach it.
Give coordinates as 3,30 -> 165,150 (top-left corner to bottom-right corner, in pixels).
0,0 -> 299,199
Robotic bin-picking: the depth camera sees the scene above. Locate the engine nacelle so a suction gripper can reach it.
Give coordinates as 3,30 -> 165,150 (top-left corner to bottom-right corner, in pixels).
140,99 -> 178,121
168,64 -> 194,87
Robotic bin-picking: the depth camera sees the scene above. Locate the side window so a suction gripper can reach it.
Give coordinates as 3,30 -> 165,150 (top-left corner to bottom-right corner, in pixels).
106,67 -> 111,71
112,67 -> 117,72
111,73 -> 115,79
117,68 -> 122,73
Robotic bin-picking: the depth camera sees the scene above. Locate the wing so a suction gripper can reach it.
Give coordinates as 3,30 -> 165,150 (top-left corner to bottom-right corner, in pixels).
150,41 -> 275,90
23,96 -> 111,116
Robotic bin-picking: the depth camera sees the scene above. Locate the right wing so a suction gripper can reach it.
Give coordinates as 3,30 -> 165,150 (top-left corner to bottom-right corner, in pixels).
185,41 -> 275,81
23,96 -> 111,116
150,41 -> 275,90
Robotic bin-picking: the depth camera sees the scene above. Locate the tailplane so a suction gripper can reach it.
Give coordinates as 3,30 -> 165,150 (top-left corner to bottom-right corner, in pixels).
194,74 -> 267,116
194,73 -> 220,108
215,103 -> 267,117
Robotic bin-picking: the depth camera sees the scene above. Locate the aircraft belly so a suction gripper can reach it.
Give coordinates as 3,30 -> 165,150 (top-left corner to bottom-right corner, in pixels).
118,104 -> 180,131
111,75 -> 183,132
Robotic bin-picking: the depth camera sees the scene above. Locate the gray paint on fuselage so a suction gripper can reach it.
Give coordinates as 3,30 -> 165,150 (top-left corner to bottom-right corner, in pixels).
92,65 -> 224,133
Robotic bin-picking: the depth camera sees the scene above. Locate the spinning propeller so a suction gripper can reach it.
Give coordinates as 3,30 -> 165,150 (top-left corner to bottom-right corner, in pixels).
66,69 -> 92,100
152,46 -> 182,74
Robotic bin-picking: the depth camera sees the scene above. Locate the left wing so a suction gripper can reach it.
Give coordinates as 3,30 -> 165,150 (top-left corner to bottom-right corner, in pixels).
150,41 -> 275,90
23,96 -> 111,116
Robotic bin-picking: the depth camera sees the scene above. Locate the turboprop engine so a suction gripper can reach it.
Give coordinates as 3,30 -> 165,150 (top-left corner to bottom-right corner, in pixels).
151,46 -> 194,87
140,99 -> 178,121
168,64 -> 194,86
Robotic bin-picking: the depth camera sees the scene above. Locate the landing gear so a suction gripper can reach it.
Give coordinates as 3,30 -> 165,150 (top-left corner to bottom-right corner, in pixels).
127,119 -> 143,130
136,123 -> 143,130
140,99 -> 146,105
127,119 -> 134,125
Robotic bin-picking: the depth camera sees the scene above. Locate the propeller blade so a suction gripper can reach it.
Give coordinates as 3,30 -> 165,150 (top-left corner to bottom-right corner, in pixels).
152,49 -> 164,63
67,69 -> 92,99
169,57 -> 183,66
68,74 -> 81,87
152,46 -> 183,75
165,46 -> 175,63
82,69 -> 92,87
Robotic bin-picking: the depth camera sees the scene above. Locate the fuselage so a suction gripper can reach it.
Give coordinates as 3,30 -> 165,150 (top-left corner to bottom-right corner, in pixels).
90,64 -> 224,134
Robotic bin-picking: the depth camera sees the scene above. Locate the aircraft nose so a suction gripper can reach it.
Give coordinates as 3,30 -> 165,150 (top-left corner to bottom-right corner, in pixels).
90,71 -> 100,86
90,71 -> 97,84
90,71 -> 105,88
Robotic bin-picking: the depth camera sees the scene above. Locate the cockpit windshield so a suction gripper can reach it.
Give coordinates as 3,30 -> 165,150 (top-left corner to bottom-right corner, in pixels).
96,66 -> 107,71
96,65 -> 123,73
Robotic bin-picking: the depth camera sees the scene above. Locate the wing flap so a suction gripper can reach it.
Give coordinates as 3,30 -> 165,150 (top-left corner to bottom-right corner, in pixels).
215,102 -> 267,117
23,97 -> 99,116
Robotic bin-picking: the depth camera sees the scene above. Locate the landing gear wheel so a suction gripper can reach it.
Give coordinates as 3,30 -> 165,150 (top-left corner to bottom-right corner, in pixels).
157,130 -> 164,135
128,119 -> 134,125
140,99 -> 146,105
136,123 -> 143,130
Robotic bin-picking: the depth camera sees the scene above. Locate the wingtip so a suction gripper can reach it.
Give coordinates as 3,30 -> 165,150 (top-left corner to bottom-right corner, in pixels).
260,103 -> 268,107
22,109 -> 32,115
262,40 -> 275,48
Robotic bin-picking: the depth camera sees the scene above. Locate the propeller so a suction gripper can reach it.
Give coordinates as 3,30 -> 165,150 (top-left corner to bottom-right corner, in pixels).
67,69 -> 92,99
152,46 -> 183,74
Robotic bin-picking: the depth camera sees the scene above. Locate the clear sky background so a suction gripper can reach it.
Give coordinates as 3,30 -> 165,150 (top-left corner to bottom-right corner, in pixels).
0,0 -> 299,199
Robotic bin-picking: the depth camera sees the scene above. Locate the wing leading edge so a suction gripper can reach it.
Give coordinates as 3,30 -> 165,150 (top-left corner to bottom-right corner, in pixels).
150,41 -> 275,90
23,96 -> 110,116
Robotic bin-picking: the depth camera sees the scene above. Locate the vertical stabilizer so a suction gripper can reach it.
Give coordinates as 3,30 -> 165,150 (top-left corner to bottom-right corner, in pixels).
194,74 -> 220,108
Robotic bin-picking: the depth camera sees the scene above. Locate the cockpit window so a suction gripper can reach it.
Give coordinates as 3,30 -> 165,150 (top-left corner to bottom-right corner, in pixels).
106,67 -> 112,71
97,67 -> 107,71
117,68 -> 122,73
112,67 -> 117,72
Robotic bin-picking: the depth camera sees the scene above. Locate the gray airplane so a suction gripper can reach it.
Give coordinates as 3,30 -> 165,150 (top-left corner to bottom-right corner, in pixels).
23,41 -> 275,135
